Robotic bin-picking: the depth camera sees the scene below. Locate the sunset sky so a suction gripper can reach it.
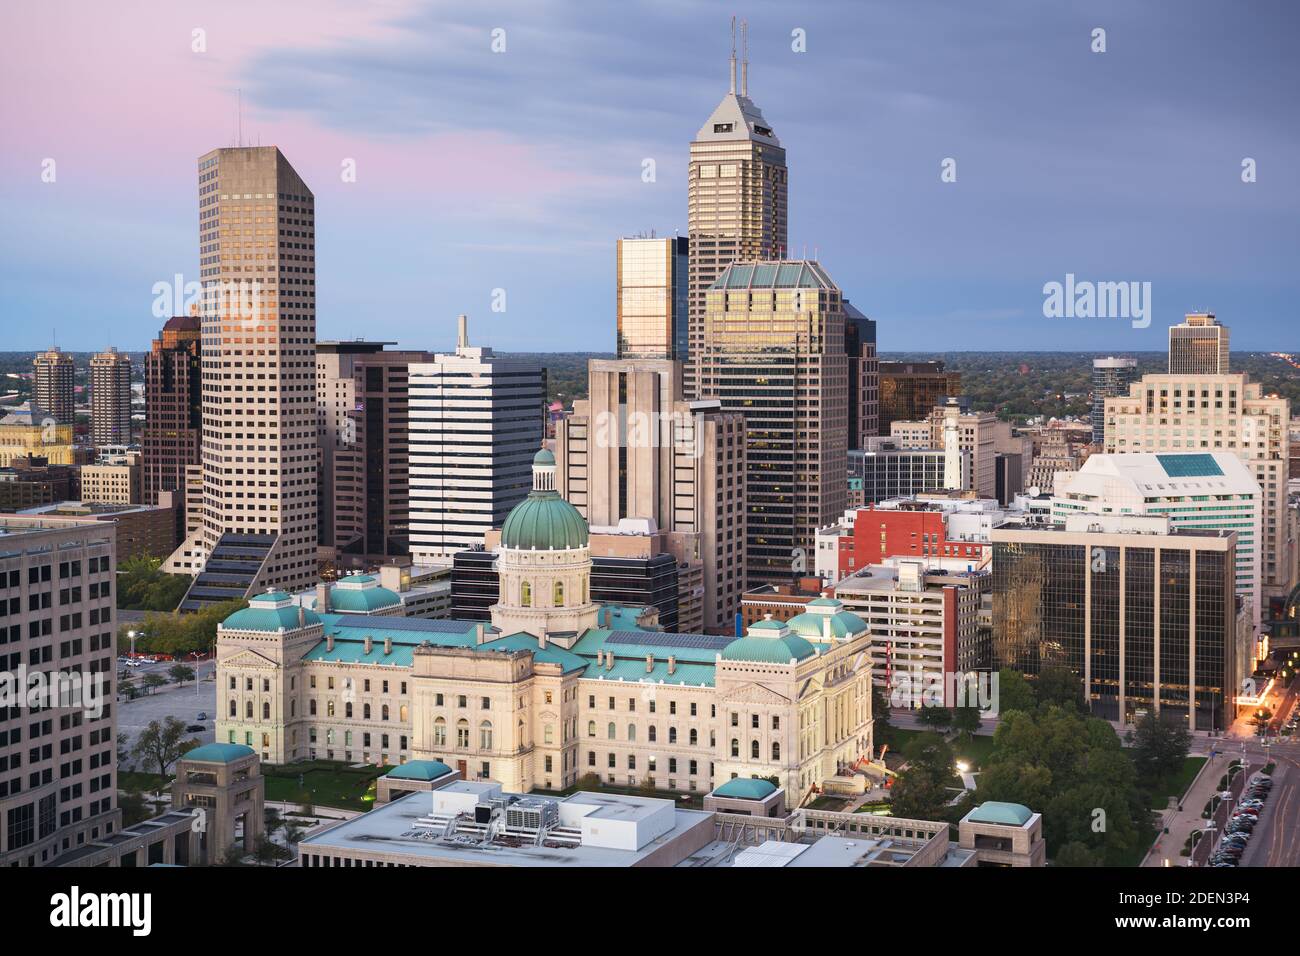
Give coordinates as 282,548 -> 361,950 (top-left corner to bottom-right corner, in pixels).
3,0 -> 1297,352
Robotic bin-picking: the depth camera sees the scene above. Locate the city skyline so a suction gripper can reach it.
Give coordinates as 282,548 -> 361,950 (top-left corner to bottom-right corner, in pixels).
4,0 -> 1299,353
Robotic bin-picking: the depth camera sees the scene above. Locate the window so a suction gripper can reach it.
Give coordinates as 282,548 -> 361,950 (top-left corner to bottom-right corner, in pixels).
668,727 -> 677,744
772,742 -> 781,761
433,718 -> 446,747
228,699 -> 236,718
262,702 -> 269,720
627,724 -> 636,742
521,581 -> 531,607
587,721 -> 596,738
456,720 -> 469,748
751,740 -> 760,759
772,716 -> 780,730
751,714 -> 759,729
607,723 -> 616,740
479,721 -> 493,750
731,739 -> 739,758
648,726 -> 657,742
553,581 -> 563,605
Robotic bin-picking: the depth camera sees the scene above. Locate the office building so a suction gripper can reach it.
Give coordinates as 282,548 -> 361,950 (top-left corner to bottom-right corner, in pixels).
844,302 -> 879,447
878,361 -> 960,436
739,577 -> 832,628
834,561 -> 989,704
0,457 -> 77,511
0,515 -> 119,867
217,451 -> 872,806
142,315 -> 202,527
31,347 -> 75,427
848,442 -> 961,507
555,359 -> 745,630
686,26 -> 787,395
698,260 -> 848,584
1169,312 -> 1229,375
0,405 -> 73,467
14,499 -> 178,563
1105,372 -> 1293,604
89,347 -> 132,447
408,316 -> 545,563
79,450 -> 142,505
1052,452 -> 1262,629
992,516 -> 1239,731
890,401 -> 997,498
317,341 -> 434,561
616,236 -> 689,361
165,146 -> 319,600
1090,356 -> 1138,444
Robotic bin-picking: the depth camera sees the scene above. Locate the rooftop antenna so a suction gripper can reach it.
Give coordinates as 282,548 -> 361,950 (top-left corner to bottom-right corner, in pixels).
237,89 -> 243,146
729,17 -> 737,94
741,20 -> 749,97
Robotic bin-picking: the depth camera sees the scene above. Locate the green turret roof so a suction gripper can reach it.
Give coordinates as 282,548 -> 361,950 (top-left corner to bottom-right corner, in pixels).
713,778 -> 778,800
183,743 -> 255,764
500,449 -> 588,550
222,592 -> 319,632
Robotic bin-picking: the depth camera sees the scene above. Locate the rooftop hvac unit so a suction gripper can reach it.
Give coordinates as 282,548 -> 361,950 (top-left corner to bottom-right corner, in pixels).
474,803 -> 493,825
506,798 -> 559,833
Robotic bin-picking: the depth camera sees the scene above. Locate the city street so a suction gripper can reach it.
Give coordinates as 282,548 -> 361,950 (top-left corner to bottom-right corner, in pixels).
117,660 -> 217,770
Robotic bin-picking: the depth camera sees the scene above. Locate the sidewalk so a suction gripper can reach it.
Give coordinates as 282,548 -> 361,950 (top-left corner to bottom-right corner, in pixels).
1141,751 -> 1239,867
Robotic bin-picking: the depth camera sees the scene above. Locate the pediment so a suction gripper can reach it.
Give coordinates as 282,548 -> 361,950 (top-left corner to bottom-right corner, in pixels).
220,648 -> 279,670
719,682 -> 791,706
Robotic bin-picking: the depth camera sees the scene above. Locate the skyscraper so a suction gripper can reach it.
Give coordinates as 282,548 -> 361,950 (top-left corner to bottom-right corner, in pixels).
165,146 -> 319,596
878,361 -> 961,436
554,358 -> 747,630
699,260 -> 848,584
32,346 -> 75,426
408,316 -> 545,562
1169,312 -> 1229,374
686,22 -> 787,396
616,236 -> 689,361
143,315 -> 202,513
1090,356 -> 1137,444
844,301 -> 879,447
317,341 -> 434,559
89,347 -> 132,447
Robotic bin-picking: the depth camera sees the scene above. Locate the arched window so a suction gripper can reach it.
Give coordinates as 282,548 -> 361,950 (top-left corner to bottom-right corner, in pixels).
772,742 -> 781,761
433,717 -> 446,747
587,721 -> 596,738
400,704 -> 408,722
309,699 -> 317,716
607,722 -> 616,740
751,740 -> 760,759
245,701 -> 253,718
345,702 -> 353,718
382,704 -> 390,721
553,581 -> 564,606
648,726 -> 657,742
730,739 -> 739,758
456,719 -> 470,748
668,727 -> 677,744
689,728 -> 698,746
627,724 -> 637,742
290,700 -> 296,717
480,721 -> 493,750
521,581 -> 532,607
327,700 -> 335,717
262,702 -> 270,720
363,704 -> 371,720
229,699 -> 236,717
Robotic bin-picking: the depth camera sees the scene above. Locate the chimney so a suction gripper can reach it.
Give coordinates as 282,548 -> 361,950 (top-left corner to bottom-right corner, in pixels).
316,582 -> 330,613
645,653 -> 654,674
326,633 -> 335,652
364,636 -> 373,655
537,626 -> 547,650
298,606 -> 305,627
596,649 -> 604,666
668,655 -> 676,676
606,651 -> 615,671
384,636 -> 392,656
457,314 -> 469,350
474,622 -> 486,645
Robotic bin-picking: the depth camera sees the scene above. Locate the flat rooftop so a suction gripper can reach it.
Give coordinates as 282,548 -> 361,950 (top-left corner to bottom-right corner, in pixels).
300,788 -> 712,868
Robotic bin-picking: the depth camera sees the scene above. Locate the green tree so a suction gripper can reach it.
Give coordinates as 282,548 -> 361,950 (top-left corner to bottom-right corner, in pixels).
168,663 -> 196,686
871,684 -> 892,741
951,705 -> 981,741
916,706 -> 952,730
141,672 -> 166,695
996,668 -> 1036,716
1035,666 -> 1082,711
1129,711 -> 1191,786
1054,841 -> 1102,867
119,789 -> 149,828
890,733 -> 955,821
116,555 -> 191,612
130,716 -> 197,791
1251,708 -> 1273,735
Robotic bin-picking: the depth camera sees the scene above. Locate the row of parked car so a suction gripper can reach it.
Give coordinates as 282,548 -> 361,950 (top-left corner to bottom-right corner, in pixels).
1208,774 -> 1272,867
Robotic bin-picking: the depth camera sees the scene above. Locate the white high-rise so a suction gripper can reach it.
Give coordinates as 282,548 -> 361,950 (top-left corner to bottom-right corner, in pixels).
408,316 -> 545,562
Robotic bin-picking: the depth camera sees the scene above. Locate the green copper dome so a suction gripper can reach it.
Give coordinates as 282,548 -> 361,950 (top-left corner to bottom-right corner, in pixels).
500,449 -> 589,551
721,633 -> 817,664
786,610 -> 867,640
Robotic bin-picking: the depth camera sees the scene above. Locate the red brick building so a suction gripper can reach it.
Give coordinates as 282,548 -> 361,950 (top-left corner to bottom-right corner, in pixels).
836,507 -> 986,580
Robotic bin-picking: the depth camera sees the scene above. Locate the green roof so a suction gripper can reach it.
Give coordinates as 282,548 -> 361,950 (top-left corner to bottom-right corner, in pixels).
968,801 -> 1034,826
500,489 -> 588,550
721,633 -> 817,664
714,778 -> 778,800
385,760 -> 453,781
533,448 -> 556,466
785,610 -> 867,640
328,581 -> 401,612
223,599 -> 320,632
1157,453 -> 1225,478
184,743 -> 255,764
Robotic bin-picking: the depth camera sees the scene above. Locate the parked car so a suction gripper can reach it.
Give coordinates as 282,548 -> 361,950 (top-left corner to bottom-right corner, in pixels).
196,712 -> 207,721
185,724 -> 205,733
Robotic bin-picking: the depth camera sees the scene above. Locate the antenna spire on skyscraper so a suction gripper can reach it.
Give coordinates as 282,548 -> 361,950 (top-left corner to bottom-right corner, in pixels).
741,20 -> 749,96
729,16 -> 737,94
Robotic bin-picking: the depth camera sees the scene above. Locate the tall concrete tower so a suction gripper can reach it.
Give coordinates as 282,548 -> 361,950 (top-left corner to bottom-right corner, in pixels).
32,346 -> 76,426
942,399 -> 963,490
686,19 -> 788,397
166,147 -> 318,598
90,346 -> 133,447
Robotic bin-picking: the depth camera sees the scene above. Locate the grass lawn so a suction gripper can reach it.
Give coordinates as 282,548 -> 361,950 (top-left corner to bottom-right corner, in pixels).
881,726 -> 997,770
1146,756 -> 1207,809
261,761 -> 389,812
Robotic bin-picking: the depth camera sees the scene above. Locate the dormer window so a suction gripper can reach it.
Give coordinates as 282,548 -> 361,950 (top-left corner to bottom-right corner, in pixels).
754,125 -> 772,136
713,123 -> 734,133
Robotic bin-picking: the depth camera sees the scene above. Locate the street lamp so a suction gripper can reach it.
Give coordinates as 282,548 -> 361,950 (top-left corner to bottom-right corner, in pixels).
127,630 -> 137,657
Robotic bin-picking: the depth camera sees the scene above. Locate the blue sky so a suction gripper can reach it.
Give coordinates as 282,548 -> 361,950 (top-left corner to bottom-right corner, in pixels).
2,0 -> 1297,353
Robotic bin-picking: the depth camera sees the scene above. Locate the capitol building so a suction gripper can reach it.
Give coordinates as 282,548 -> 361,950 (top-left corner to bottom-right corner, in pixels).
216,451 -> 873,806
